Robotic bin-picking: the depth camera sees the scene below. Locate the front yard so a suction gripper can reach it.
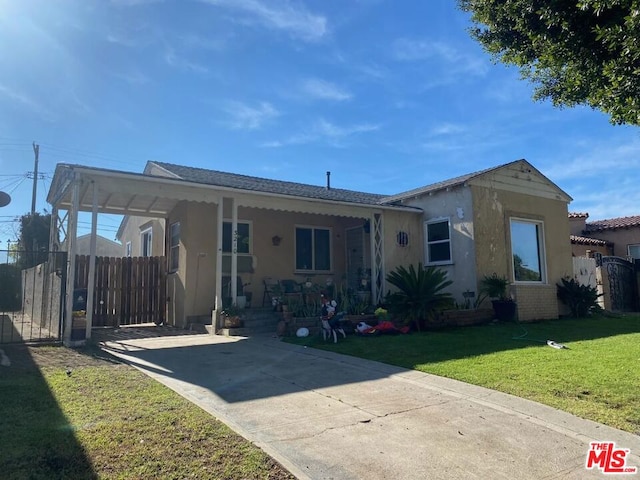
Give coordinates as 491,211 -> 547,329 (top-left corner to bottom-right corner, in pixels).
288,314 -> 640,434
0,344 -> 294,480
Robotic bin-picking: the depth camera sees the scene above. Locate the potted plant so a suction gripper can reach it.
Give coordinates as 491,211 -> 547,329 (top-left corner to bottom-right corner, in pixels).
221,304 -> 243,328
479,273 -> 516,321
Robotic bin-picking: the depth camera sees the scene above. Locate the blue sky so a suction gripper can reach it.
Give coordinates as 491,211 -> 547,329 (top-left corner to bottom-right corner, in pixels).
1,0 -> 639,244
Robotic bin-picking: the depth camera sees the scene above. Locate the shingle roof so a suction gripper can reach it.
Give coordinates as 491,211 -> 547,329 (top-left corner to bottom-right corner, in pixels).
585,215 -> 640,232
378,162 -> 514,203
568,212 -> 589,219
570,235 -> 612,246
150,161 -> 391,206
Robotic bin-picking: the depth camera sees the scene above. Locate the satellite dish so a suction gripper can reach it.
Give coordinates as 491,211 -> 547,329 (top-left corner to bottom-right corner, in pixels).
0,191 -> 10,208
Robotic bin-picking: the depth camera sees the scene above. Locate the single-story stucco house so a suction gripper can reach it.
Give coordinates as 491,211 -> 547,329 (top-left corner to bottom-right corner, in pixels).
48,158 -> 573,334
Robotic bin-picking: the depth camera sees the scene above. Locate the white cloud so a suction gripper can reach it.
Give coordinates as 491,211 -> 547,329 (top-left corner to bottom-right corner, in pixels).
302,78 -> 352,101
315,118 -> 379,137
223,101 -> 280,130
543,139 -> 640,182
262,118 -> 379,147
392,38 -> 489,77
164,49 -> 209,73
0,83 -> 55,121
198,0 -> 327,41
428,122 -> 467,137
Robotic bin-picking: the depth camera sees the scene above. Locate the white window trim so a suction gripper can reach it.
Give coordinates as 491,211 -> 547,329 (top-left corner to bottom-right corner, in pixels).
627,244 -> 640,259
125,241 -> 132,257
222,219 -> 253,255
510,217 -> 547,284
169,222 -> 180,272
140,227 -> 152,257
424,217 -> 453,266
294,224 -> 333,273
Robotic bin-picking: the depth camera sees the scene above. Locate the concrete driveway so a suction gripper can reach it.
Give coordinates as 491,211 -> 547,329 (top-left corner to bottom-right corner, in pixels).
98,330 -> 639,479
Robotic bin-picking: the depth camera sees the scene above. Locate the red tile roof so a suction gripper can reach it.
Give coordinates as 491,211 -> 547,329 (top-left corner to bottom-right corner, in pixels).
568,212 -> 589,218
585,215 -> 640,231
570,235 -> 612,246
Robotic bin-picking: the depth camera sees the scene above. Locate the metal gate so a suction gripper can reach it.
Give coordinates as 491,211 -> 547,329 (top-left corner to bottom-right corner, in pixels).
0,250 -> 66,344
600,256 -> 638,312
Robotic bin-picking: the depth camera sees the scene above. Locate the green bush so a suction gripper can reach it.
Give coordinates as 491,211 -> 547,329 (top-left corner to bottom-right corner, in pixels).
557,277 -> 601,318
385,263 -> 453,331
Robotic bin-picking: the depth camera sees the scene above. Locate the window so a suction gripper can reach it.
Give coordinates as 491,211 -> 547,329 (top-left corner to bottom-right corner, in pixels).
397,231 -> 409,247
295,226 -> 331,271
425,219 -> 451,264
169,222 -> 180,272
125,242 -> 132,257
141,228 -> 152,257
222,221 -> 251,254
628,244 -> 640,259
510,219 -> 545,282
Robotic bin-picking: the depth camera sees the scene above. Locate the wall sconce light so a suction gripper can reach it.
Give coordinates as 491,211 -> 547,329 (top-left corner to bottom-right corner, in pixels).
271,235 -> 282,246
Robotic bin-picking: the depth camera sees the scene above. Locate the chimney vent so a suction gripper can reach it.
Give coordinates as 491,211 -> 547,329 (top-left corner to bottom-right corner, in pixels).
326,171 -> 331,190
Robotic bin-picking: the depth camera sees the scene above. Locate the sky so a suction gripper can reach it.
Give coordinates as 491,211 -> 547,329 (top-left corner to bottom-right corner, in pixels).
1,0 -> 639,247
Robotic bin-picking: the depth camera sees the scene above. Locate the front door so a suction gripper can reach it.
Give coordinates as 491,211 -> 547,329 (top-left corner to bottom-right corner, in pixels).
345,226 -> 370,292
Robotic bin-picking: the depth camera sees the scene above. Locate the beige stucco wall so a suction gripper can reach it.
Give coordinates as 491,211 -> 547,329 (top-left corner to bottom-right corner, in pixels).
379,209 -> 423,294
571,243 -> 611,258
471,186 -> 572,321
401,185 -> 478,304
568,216 -> 587,235
165,198 -> 421,326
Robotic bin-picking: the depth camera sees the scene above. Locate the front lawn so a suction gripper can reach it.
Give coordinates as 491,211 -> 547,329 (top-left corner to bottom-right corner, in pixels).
287,315 -> 640,434
0,344 -> 294,480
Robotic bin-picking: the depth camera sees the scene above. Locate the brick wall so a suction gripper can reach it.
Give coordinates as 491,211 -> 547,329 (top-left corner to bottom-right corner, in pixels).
513,284 -> 558,321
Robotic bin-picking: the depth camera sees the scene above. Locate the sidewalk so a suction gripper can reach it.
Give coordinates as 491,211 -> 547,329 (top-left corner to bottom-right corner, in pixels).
98,331 -> 640,479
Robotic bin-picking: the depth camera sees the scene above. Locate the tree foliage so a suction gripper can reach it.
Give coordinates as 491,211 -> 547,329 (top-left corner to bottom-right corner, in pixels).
458,0 -> 640,125
16,213 -> 51,268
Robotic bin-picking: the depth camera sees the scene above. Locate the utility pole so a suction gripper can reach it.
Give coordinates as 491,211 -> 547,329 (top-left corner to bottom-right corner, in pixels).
31,142 -> 39,215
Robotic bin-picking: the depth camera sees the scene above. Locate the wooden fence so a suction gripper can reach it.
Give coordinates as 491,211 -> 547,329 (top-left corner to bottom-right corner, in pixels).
75,256 -> 166,327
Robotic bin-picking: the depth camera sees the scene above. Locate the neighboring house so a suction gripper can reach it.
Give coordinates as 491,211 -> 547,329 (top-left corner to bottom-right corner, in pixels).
62,234 -> 123,257
568,212 -> 614,257
110,158 -> 572,326
568,212 -> 637,258
116,216 -> 165,258
585,215 -> 640,259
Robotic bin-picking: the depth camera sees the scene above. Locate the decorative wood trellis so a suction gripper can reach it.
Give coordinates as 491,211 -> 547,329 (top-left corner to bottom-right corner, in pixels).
75,255 -> 166,327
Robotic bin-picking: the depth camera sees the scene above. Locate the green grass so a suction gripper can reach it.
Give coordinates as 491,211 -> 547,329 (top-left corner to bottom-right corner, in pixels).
0,345 -> 293,480
288,315 -> 640,434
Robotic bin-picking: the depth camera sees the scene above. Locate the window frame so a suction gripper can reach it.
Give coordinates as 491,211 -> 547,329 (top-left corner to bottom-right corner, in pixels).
169,222 -> 180,272
509,217 -> 547,283
627,244 -> 640,259
294,225 -> 332,273
424,217 -> 452,265
125,241 -> 132,258
222,220 -> 252,255
140,228 -> 152,257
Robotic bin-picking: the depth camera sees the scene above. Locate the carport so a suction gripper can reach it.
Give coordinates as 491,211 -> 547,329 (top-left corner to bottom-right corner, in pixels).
47,163 -> 249,346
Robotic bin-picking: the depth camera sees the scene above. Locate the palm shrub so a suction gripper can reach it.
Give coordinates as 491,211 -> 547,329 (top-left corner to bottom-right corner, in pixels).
557,277 -> 601,318
385,263 -> 453,331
